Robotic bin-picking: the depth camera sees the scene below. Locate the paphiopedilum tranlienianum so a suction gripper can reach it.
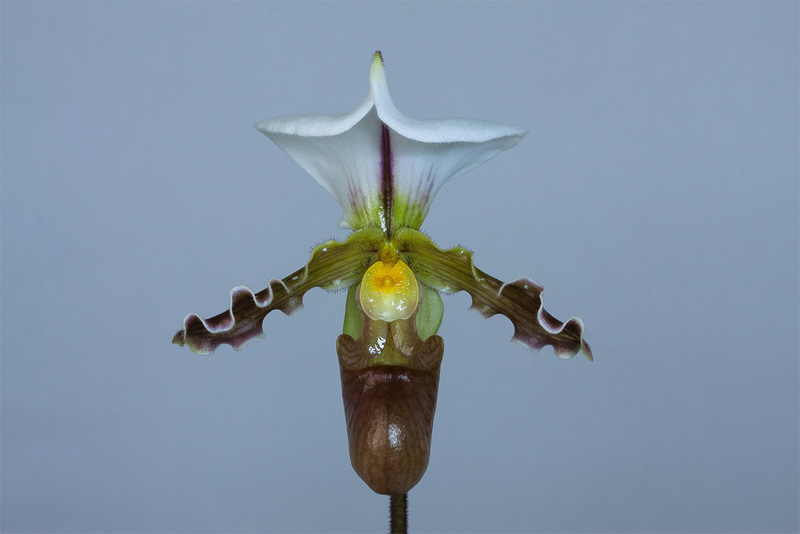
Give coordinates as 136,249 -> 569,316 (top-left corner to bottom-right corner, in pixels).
173,52 -> 592,496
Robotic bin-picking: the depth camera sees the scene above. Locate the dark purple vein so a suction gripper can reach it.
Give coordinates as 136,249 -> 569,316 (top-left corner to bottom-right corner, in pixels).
380,123 -> 393,236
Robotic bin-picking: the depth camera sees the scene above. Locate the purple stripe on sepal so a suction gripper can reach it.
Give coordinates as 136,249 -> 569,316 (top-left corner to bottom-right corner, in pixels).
380,122 -> 394,235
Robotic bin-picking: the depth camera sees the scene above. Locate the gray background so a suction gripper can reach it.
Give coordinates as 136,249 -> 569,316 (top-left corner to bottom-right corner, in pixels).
2,2 -> 798,533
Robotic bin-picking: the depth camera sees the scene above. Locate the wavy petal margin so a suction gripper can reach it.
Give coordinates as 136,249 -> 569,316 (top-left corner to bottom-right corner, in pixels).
393,228 -> 592,361
172,228 -> 385,355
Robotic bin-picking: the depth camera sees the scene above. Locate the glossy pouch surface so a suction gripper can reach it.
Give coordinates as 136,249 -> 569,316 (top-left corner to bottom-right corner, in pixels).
337,327 -> 443,495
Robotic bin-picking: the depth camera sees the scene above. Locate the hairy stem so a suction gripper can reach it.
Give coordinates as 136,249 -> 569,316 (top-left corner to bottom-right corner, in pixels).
389,493 -> 408,534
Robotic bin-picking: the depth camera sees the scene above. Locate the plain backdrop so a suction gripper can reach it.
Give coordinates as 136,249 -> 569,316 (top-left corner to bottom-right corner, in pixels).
2,2 -> 798,533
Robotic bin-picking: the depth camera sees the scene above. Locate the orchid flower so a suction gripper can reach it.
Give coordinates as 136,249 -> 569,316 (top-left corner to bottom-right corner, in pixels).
173,52 -> 592,498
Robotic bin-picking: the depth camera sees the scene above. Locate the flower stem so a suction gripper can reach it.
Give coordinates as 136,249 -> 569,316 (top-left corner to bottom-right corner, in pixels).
389,493 -> 408,533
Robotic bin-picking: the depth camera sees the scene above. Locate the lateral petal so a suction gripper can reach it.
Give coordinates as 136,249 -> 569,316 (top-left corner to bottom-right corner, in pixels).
172,228 -> 385,354
393,228 -> 592,361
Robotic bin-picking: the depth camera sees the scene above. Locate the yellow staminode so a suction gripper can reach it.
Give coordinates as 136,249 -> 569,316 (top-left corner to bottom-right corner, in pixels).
359,257 -> 419,322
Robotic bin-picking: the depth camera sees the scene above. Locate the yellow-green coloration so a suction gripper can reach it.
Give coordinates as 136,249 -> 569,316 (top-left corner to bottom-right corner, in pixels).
387,191 -> 428,234
413,285 -> 443,341
339,188 -> 429,233
342,227 -> 591,362
345,200 -> 388,233
343,235 -> 445,351
342,285 -> 364,340
359,256 -> 419,323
